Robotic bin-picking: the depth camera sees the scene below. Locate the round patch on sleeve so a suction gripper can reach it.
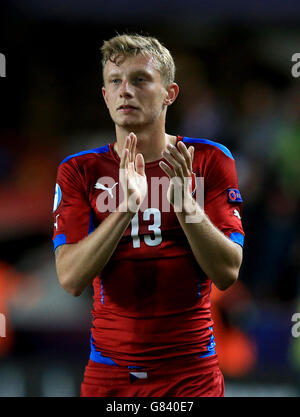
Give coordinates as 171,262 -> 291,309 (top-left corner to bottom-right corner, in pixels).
53,183 -> 62,212
228,188 -> 243,203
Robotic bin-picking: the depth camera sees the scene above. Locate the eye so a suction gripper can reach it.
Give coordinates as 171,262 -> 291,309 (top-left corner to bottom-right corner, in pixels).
132,76 -> 146,84
111,79 -> 121,84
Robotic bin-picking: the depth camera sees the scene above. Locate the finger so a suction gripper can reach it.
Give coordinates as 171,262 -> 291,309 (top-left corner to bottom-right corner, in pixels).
128,133 -> 133,162
124,133 -> 132,162
167,143 -> 190,177
123,134 -> 130,151
129,132 -> 136,163
121,136 -> 130,162
135,153 -> 145,176
163,150 -> 184,179
159,161 -> 175,179
131,133 -> 137,163
188,146 -> 194,169
120,147 -> 129,169
121,135 -> 130,166
128,161 -> 135,177
177,141 -> 193,173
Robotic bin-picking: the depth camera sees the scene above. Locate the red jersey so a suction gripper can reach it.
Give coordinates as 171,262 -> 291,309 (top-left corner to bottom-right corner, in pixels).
52,136 -> 244,367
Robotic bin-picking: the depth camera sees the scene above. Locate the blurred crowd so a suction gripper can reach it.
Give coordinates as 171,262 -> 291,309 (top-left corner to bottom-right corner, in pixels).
0,14 -> 299,395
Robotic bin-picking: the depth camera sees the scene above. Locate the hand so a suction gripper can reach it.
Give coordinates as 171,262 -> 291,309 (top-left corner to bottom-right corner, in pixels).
119,132 -> 147,213
159,141 -> 195,213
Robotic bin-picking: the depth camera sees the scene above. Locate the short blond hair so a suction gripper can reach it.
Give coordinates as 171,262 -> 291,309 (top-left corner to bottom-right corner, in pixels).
101,34 -> 175,86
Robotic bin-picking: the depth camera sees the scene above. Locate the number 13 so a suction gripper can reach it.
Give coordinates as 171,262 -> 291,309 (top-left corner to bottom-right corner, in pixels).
131,208 -> 162,248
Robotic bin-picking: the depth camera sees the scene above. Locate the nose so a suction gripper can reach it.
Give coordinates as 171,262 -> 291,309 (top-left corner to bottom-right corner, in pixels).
119,80 -> 133,98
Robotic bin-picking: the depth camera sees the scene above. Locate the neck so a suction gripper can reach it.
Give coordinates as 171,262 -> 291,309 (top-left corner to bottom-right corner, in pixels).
114,124 -> 177,163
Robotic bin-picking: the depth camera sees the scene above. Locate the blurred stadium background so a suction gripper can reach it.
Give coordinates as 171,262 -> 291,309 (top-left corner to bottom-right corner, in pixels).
0,0 -> 300,397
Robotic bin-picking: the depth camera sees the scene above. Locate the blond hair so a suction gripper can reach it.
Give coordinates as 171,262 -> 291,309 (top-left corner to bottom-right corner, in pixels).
101,34 -> 175,85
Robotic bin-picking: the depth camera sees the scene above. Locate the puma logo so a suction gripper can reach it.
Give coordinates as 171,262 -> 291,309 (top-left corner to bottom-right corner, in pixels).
233,209 -> 241,220
95,181 -> 118,198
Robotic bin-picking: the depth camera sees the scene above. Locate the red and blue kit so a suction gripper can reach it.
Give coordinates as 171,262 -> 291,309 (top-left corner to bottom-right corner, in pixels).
52,136 -> 244,396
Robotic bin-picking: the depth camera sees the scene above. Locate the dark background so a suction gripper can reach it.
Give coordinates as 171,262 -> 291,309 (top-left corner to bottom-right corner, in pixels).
0,0 -> 299,396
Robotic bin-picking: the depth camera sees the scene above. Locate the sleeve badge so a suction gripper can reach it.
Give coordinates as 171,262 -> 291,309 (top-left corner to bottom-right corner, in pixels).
228,188 -> 243,203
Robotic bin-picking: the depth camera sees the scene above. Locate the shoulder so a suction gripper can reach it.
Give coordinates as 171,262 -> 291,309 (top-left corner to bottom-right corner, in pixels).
56,144 -> 111,187
59,144 -> 111,168
180,136 -> 234,161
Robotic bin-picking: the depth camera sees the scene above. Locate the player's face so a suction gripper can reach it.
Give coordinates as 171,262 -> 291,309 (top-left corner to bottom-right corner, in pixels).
102,54 -> 175,130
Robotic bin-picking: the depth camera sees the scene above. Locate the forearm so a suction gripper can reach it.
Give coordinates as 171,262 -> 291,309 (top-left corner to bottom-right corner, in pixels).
176,198 -> 243,290
56,202 -> 135,296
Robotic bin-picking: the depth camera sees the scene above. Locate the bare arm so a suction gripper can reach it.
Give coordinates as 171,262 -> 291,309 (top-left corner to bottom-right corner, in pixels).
159,141 -> 243,291
55,133 -> 147,296
176,201 -> 243,290
55,206 -> 135,296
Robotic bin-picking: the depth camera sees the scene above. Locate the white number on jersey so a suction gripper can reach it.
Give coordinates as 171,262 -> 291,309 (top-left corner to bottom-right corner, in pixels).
131,208 -> 162,248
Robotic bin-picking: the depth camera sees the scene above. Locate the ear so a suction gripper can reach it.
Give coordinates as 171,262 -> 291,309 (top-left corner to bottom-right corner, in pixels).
163,82 -> 179,106
102,86 -> 109,108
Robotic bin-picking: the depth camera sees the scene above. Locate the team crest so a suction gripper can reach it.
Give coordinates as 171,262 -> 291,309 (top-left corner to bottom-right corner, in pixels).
53,183 -> 62,212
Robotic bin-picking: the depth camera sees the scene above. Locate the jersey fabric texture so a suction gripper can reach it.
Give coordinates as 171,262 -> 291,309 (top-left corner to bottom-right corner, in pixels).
52,136 -> 244,389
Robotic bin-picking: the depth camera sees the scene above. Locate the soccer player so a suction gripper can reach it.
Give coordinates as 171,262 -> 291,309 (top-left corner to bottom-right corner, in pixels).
52,34 -> 244,397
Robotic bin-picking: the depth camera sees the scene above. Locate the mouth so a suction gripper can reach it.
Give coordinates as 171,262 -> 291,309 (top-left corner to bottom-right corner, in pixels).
117,104 -> 138,112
